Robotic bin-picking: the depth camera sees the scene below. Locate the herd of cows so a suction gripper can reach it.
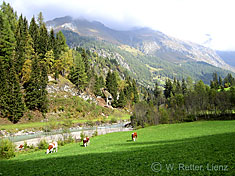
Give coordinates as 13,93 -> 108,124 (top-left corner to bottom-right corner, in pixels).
18,132 -> 138,154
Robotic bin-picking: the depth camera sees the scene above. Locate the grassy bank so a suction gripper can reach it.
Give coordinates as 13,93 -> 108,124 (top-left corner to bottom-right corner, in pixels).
0,120 -> 234,175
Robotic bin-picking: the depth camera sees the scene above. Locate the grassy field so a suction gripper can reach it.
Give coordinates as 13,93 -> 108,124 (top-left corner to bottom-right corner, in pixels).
0,121 -> 235,175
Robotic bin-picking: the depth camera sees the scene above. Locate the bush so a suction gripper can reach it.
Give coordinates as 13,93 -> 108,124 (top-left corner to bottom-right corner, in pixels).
92,128 -> 98,137
23,141 -> 28,149
64,135 -> 74,144
80,131 -> 85,140
37,139 -> 48,149
0,139 -> 15,159
86,120 -> 94,127
110,117 -> 117,124
57,138 -> 65,146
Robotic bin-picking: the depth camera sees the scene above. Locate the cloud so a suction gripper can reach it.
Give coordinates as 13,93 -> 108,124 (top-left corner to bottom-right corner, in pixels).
4,0 -> 235,50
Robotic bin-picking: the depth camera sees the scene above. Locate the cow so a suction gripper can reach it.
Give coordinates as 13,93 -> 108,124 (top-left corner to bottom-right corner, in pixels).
46,141 -> 58,154
132,132 -> 137,141
83,137 -> 90,147
19,144 -> 24,151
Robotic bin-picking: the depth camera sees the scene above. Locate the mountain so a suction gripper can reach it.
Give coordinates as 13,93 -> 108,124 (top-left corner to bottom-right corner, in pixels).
216,51 -> 235,67
46,16 -> 235,86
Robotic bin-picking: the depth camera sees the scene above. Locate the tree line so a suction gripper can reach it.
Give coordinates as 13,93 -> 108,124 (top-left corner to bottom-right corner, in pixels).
131,73 -> 235,127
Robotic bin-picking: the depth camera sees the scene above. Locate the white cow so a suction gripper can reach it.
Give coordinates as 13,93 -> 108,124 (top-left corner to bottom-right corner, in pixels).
46,141 -> 58,154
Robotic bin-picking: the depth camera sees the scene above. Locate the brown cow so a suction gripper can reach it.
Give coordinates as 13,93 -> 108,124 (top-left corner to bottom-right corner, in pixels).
46,142 -> 58,154
19,144 -> 24,151
83,137 -> 90,147
132,132 -> 137,141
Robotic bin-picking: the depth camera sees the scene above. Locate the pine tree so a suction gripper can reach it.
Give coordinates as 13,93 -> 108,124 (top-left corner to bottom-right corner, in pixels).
69,54 -> 88,91
182,78 -> 187,95
38,23 -> 48,58
37,12 -> 44,28
24,54 -> 48,113
0,2 -> 17,32
118,89 -> 126,108
6,63 -> 25,123
54,31 -> 67,59
80,48 -> 92,81
164,79 -> 173,99
132,79 -> 139,103
24,55 -> 41,110
0,10 -> 24,122
29,16 -> 40,53
94,75 -> 102,96
48,29 -> 56,51
154,82 -> 161,99
15,14 -> 28,77
106,71 -> 118,106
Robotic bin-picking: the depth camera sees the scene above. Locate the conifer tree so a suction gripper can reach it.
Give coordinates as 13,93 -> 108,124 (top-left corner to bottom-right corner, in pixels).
15,14 -> 28,77
118,89 -> 127,108
6,63 -> 25,123
132,79 -> 139,103
48,29 -> 56,51
154,82 -> 161,99
69,54 -> 88,91
0,2 -> 17,32
29,16 -> 40,53
54,31 -> 67,59
0,10 -> 24,122
182,78 -> 187,95
164,79 -> 173,99
94,75 -> 102,96
106,71 -> 118,106
38,23 -> 48,58
24,54 -> 48,113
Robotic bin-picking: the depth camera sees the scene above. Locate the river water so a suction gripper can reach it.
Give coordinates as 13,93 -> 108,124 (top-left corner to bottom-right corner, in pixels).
11,122 -> 133,147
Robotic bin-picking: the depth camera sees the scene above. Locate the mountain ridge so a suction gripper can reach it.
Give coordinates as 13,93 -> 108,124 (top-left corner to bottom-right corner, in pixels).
46,16 -> 234,72
46,16 -> 235,87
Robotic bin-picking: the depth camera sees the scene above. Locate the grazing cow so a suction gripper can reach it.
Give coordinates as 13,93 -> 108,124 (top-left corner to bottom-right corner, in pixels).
83,137 -> 90,147
19,144 -> 24,150
46,141 -> 58,154
132,132 -> 137,141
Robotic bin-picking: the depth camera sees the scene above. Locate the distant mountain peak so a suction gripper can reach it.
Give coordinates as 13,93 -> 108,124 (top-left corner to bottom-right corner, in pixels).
46,16 -> 234,73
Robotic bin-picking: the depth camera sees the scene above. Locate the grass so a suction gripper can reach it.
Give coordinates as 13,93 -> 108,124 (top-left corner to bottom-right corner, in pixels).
0,120 -> 235,175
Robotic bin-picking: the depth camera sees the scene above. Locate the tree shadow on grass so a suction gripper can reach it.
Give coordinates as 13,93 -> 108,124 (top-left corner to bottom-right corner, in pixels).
0,132 -> 234,176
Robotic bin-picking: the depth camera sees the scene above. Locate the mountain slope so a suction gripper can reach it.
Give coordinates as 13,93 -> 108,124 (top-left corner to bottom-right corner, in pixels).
46,16 -> 235,86
216,51 -> 235,67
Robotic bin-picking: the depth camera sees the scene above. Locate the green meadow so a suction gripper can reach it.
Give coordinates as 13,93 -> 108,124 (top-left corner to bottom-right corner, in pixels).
0,121 -> 235,175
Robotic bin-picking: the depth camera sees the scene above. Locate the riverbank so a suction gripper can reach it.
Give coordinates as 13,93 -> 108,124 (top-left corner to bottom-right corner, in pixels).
1,121 -> 132,147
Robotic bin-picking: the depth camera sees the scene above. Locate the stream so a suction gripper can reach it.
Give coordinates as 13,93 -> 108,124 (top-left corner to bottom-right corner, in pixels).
8,122 -> 133,147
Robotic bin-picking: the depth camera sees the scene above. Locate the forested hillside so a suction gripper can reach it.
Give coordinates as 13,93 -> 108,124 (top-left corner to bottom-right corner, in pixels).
62,30 -> 235,87
1,2 -> 235,126
0,2 -> 138,124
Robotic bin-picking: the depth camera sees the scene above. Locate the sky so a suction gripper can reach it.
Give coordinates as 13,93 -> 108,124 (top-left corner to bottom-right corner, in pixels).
3,0 -> 235,51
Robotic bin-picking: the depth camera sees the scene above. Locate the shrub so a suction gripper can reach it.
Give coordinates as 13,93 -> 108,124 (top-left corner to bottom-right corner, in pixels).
0,139 -> 15,159
92,128 -> 98,137
58,106 -> 65,112
110,117 -> 117,124
29,145 -> 35,149
65,135 -> 74,144
23,141 -> 28,149
80,131 -> 85,140
63,119 -> 73,128
37,139 -> 48,149
57,138 -> 65,146
86,120 -> 94,127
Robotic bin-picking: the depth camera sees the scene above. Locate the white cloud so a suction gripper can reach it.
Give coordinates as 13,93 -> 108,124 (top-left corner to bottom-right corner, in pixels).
4,0 -> 235,50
